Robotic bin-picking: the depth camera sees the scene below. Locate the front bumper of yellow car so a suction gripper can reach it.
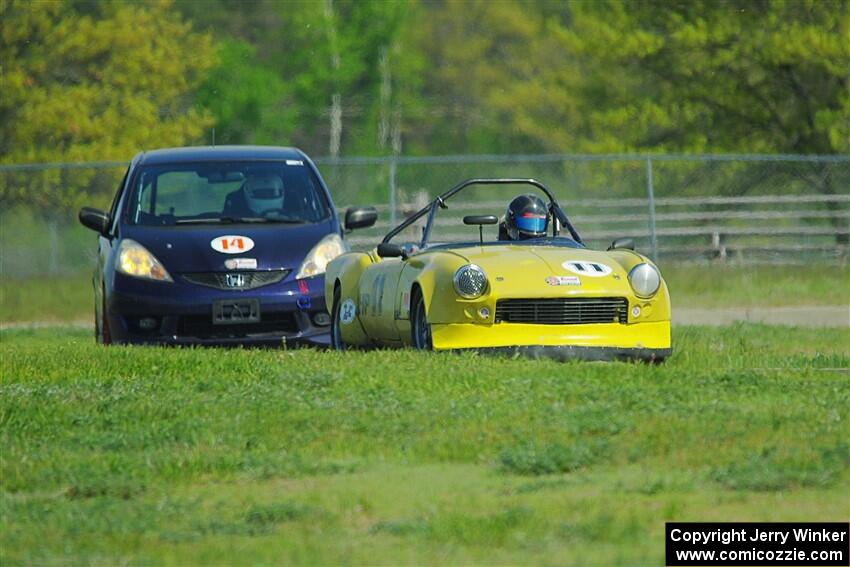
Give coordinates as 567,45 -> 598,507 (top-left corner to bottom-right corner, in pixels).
430,320 -> 671,362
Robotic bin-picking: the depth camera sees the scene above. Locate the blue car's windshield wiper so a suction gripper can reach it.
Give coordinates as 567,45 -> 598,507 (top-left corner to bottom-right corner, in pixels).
174,216 -> 307,225
259,217 -> 308,224
174,216 -> 241,224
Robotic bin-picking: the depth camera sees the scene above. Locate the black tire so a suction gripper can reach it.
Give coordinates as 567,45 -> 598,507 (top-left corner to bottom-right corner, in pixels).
95,285 -> 112,345
330,285 -> 346,350
410,290 -> 432,350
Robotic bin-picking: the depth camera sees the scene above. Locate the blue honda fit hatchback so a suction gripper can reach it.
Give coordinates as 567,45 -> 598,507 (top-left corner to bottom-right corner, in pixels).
78,146 -> 376,346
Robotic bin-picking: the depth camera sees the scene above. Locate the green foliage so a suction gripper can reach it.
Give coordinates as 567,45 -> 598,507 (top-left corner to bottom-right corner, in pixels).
405,0 -> 848,158
271,0 -> 413,155
404,0 -> 570,154
2,0 -> 846,214
176,0 -> 414,155
0,0 -> 215,211
0,0 -> 850,166
561,0 -> 850,155
5,0 -> 847,164
0,325 -> 848,563
195,39 -> 290,145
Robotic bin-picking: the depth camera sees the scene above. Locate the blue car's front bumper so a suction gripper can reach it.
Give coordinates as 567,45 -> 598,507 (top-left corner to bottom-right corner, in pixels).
105,273 -> 329,347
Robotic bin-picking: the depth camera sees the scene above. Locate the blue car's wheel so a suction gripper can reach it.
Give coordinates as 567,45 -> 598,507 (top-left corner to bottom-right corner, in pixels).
411,291 -> 432,350
330,286 -> 346,350
95,285 -> 112,345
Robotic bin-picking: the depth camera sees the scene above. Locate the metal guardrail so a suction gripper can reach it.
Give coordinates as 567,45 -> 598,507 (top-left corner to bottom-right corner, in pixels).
346,226 -> 850,245
340,192 -> 850,263
342,211 -> 846,233
338,193 -> 850,214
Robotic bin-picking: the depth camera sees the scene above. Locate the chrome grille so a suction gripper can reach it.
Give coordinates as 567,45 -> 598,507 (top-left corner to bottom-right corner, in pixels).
180,270 -> 290,290
495,297 -> 628,325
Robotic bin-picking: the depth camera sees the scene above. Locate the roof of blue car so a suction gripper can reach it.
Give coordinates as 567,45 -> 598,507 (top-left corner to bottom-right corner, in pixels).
135,146 -> 308,165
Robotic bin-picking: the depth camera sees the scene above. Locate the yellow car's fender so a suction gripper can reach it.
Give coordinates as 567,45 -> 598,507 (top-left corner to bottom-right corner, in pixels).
605,250 -> 671,322
325,249 -> 379,346
393,251 -> 473,345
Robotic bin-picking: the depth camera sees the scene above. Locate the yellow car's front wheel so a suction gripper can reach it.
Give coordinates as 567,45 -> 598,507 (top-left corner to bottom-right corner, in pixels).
411,291 -> 433,350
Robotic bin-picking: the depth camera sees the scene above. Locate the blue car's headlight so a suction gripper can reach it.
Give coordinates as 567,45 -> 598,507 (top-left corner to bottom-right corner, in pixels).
116,239 -> 173,282
628,263 -> 660,298
453,264 -> 488,299
296,234 -> 348,279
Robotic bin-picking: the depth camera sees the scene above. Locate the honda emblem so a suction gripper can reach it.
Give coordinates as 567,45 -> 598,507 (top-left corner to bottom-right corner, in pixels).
225,273 -> 246,288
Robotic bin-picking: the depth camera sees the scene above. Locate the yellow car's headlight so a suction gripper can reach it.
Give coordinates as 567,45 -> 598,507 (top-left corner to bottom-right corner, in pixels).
453,264 -> 488,299
116,239 -> 173,282
296,234 -> 348,279
628,263 -> 660,298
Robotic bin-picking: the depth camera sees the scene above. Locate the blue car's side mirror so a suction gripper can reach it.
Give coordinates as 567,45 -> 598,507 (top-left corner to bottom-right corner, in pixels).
345,207 -> 378,231
79,207 -> 110,236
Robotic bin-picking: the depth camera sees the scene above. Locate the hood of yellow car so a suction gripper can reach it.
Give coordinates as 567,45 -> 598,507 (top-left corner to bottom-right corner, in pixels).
447,244 -> 638,296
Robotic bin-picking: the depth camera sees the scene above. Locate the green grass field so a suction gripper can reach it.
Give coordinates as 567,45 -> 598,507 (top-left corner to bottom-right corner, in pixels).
0,273 -> 93,323
1,265 -> 848,322
1,325 -> 848,565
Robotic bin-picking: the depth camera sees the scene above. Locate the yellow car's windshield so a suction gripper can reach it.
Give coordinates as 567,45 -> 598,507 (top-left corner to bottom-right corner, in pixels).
383,178 -> 581,248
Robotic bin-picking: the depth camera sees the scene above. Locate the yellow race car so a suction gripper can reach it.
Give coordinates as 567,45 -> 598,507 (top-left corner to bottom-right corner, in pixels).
325,178 -> 671,361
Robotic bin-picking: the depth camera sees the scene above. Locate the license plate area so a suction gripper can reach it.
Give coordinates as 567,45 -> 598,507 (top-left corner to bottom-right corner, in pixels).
212,299 -> 260,325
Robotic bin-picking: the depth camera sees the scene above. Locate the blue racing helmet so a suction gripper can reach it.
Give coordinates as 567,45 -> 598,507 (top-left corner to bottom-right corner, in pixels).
505,193 -> 549,240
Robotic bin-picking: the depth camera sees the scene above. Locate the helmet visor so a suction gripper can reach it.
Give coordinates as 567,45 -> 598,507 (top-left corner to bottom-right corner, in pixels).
516,212 -> 547,234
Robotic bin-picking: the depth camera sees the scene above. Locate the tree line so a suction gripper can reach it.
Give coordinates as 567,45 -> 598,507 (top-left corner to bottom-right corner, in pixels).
2,0 -> 846,163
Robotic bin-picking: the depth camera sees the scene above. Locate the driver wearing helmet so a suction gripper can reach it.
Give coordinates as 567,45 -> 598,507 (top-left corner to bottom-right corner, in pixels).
224,173 -> 285,217
500,193 -> 550,240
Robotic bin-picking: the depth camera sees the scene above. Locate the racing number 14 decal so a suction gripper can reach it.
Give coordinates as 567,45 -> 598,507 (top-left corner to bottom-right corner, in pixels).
221,238 -> 244,251
211,235 -> 256,254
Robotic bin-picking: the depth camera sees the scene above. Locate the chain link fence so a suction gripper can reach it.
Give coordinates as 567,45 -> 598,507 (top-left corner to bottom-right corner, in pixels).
1,154 -> 848,278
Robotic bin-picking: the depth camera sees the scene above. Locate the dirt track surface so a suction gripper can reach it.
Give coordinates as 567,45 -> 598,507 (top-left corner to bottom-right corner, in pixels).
2,306 -> 848,330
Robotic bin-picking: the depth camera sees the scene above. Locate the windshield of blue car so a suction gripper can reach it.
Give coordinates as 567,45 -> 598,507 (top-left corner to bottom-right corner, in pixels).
126,161 -> 331,226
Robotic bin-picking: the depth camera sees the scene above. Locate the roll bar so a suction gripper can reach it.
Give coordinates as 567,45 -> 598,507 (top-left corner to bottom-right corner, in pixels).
381,178 -> 583,245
